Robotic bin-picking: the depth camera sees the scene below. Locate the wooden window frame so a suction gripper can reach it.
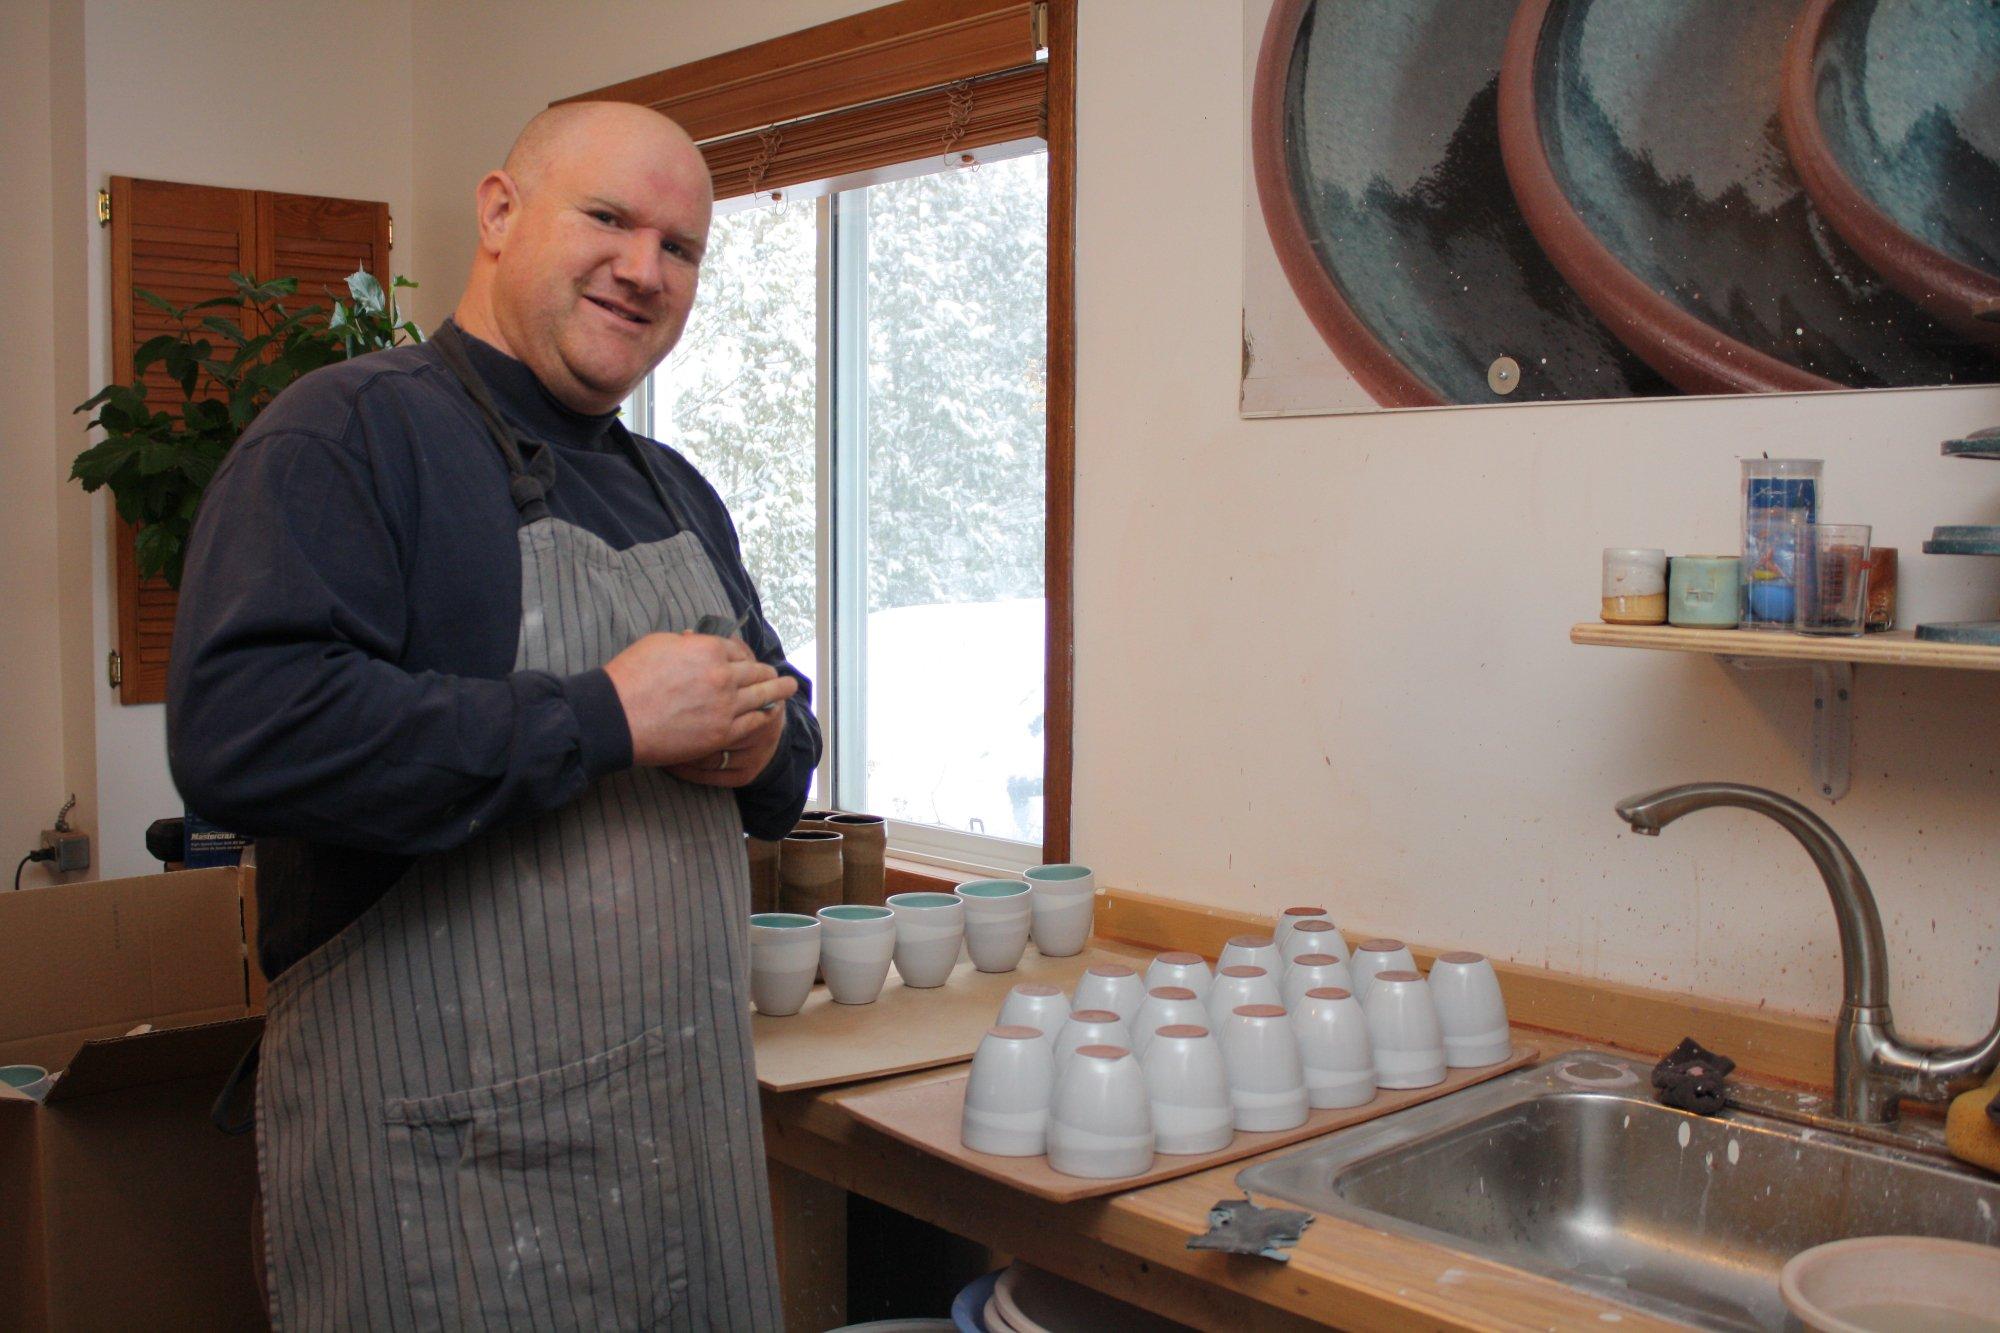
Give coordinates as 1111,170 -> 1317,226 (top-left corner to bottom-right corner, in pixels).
566,0 -> 1076,863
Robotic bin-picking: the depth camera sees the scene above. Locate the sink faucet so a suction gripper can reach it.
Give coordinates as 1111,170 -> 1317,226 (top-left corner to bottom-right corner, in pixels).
1616,782 -> 2000,1126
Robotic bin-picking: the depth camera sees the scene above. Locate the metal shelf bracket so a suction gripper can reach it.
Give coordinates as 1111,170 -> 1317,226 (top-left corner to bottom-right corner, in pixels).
1719,656 -> 1853,801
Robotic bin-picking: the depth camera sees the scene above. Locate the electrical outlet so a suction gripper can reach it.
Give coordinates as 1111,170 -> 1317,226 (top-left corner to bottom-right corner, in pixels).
41,828 -> 90,874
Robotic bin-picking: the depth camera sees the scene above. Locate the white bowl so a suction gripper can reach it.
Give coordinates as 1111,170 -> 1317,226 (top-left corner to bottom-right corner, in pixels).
1781,1235 -> 2000,1333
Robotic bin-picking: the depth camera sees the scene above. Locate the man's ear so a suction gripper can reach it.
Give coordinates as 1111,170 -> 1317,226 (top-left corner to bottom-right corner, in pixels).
473,170 -> 521,255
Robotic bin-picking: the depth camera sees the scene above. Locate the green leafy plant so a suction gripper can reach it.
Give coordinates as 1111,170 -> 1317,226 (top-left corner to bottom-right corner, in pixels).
72,269 -> 422,588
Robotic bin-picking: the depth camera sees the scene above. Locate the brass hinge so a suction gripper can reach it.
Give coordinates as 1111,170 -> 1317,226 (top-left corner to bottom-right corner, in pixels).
107,650 -> 122,689
96,189 -> 111,227
388,217 -> 395,247
1032,2 -> 1048,54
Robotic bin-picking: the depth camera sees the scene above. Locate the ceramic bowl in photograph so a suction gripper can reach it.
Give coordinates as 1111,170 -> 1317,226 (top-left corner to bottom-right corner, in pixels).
995,982 -> 1070,1043
1780,1234 -> 2000,1333
748,912 -> 821,1017
955,880 -> 1033,974
814,904 -> 896,1005
1046,1046 -> 1154,1180
1292,987 -> 1377,1110
961,1025 -> 1056,1158
1361,970 -> 1448,1089
886,891 -> 965,989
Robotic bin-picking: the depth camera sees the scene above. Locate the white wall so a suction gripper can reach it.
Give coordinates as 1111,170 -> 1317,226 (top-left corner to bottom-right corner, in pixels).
78,0 -> 416,876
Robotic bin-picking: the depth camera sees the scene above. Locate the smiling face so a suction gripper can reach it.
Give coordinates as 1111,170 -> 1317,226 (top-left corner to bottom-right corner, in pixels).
461,104 -> 713,414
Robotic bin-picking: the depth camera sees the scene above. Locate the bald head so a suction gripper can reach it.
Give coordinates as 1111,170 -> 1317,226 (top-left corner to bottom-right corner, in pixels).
454,102 -> 714,413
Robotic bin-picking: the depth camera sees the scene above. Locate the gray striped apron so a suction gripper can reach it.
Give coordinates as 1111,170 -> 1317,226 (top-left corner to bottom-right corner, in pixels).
255,323 -> 781,1330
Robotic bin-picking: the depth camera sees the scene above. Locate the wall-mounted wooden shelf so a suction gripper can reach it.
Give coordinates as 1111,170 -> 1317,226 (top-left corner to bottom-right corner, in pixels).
1570,622 -> 2000,671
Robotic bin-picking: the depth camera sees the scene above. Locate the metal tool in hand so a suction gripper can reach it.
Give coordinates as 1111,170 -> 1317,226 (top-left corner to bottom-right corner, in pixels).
694,609 -> 782,712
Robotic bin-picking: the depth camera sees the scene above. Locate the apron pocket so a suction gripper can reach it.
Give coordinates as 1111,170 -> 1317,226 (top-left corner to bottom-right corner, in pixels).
383,1027 -> 689,1330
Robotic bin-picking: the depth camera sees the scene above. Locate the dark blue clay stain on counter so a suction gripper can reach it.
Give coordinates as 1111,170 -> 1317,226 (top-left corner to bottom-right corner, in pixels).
1533,0 -> 1998,388
1283,0 -> 1674,404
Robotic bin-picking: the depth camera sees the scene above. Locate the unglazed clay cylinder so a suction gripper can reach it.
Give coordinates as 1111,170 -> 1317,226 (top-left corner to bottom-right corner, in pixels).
826,812 -> 886,907
1127,986 -> 1207,1062
1205,965 -> 1281,1030
1218,934 -> 1281,975
744,834 -> 782,916
779,830 -> 844,919
794,810 -> 838,835
1348,938 -> 1417,1004
1218,1005 -> 1309,1132
1047,1045 -> 1154,1179
1140,1025 -> 1234,1155
1071,963 -> 1146,1023
1361,971 -> 1447,1089
961,1025 -> 1056,1157
1273,905 -> 1329,956
1293,987 -> 1376,1109
1281,918 -> 1349,967
1144,951 -> 1213,1004
748,913 -> 820,1016
1428,951 -> 1512,1067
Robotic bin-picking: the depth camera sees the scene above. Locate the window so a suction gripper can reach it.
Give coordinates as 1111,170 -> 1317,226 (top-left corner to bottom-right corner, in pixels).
627,146 -> 1048,867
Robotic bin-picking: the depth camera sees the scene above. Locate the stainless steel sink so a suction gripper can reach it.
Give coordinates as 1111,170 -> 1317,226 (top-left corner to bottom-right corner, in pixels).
1236,1052 -> 2000,1330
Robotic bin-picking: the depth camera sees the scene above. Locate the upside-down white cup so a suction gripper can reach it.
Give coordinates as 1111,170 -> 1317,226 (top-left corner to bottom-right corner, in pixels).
1072,963 -> 1146,1023
1349,938 -> 1418,1004
1218,934 -> 1282,975
1362,970 -> 1447,1089
1281,953 -> 1356,1012
814,904 -> 896,1005
1292,987 -> 1376,1109
1139,1024 -> 1234,1155
1144,951 -> 1213,1003
996,982 -> 1071,1042
1219,1005 -> 1309,1132
887,891 -> 965,988
1281,918 -> 1349,968
1024,864 -> 1095,957
955,879 -> 1033,973
1046,1045 -> 1154,1179
1428,950 -> 1512,1067
1128,986 -> 1208,1062
1205,965 -> 1282,1030
1272,905 -> 1330,956
749,912 -> 821,1016
961,1025 -> 1057,1157
1052,1009 -> 1131,1077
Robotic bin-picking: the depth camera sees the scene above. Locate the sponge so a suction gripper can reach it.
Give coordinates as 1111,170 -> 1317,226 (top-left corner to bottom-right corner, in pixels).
1944,1076 -> 2000,1175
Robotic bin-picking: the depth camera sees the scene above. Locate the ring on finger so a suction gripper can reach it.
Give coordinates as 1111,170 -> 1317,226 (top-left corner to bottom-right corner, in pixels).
714,750 -> 731,771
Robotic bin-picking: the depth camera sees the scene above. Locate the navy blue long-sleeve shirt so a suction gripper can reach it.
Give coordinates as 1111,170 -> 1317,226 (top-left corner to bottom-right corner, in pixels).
168,324 -> 819,978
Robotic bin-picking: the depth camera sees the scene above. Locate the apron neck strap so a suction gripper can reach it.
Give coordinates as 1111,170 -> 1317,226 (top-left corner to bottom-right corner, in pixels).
433,321 -> 555,523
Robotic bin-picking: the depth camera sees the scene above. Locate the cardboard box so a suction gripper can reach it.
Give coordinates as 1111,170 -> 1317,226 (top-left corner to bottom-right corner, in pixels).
0,868 -> 267,1330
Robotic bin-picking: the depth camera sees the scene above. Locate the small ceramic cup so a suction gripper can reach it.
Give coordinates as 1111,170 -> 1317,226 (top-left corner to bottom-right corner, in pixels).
1205,965 -> 1282,1030
996,982 -> 1071,1043
1281,918 -> 1349,968
814,904 -> 896,1005
1281,953 -> 1356,1012
1024,864 -> 1095,957
1072,963 -> 1147,1022
1139,1024 -> 1234,1155
1128,986 -> 1208,1062
748,912 -> 821,1016
1428,950 -> 1512,1067
1217,933 -> 1281,975
1144,951 -> 1213,1003
887,891 -> 965,989
1218,1005 -> 1309,1132
1052,1009 -> 1132,1076
955,879 -> 1033,973
1272,905 -> 1330,956
1292,987 -> 1376,1109
1046,1045 -> 1154,1179
961,1024 -> 1057,1157
1348,938 -> 1418,1004
1361,970 -> 1447,1089
0,1064 -> 52,1103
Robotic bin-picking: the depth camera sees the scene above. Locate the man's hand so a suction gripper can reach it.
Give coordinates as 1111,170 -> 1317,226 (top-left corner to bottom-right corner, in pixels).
666,695 -> 789,788
602,631 -> 798,769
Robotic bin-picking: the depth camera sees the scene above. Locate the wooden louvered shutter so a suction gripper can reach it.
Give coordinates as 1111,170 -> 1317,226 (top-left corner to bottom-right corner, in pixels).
107,177 -> 390,704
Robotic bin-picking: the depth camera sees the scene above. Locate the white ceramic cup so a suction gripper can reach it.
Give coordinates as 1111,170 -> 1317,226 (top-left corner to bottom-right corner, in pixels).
1205,965 -> 1282,1030
955,879 -> 1033,973
1281,953 -> 1356,1012
1046,1045 -> 1154,1179
1143,951 -> 1213,1003
1292,987 -> 1376,1109
0,1064 -> 52,1103
1139,1024 -> 1234,1155
961,1024 -> 1057,1157
814,904 -> 896,1005
1217,933 -> 1282,975
1361,970 -> 1447,1089
1128,986 -> 1208,1062
1072,963 -> 1147,1023
996,982 -> 1071,1043
1428,950 -> 1512,1067
1348,938 -> 1418,1004
1281,918 -> 1349,968
1218,1005 -> 1309,1132
748,912 -> 821,1016
1052,1009 -> 1131,1078
887,891 -> 965,989
1024,864 -> 1095,957
1272,905 -> 1330,956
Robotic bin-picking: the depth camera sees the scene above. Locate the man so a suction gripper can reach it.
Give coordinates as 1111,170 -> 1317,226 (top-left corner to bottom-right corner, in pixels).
169,103 -> 815,1329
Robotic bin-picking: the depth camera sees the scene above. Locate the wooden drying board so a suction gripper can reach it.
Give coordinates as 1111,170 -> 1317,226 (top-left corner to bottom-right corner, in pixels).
838,1044 -> 1539,1203
753,944 -> 1139,1092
